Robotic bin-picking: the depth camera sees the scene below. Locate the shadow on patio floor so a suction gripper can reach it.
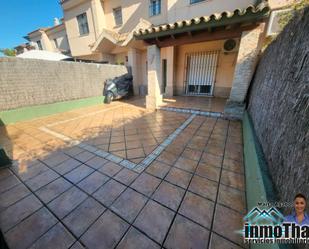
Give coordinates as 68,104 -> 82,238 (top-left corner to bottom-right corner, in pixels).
0,99 -> 245,249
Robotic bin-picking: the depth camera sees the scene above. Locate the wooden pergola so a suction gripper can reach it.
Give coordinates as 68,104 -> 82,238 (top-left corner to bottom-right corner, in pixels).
134,2 -> 270,48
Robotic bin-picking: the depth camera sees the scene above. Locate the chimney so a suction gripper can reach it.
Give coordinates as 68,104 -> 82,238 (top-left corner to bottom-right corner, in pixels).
54,18 -> 60,26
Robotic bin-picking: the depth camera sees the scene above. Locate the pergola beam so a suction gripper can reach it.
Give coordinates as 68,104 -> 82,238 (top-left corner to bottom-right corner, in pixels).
145,24 -> 260,48
135,8 -> 269,41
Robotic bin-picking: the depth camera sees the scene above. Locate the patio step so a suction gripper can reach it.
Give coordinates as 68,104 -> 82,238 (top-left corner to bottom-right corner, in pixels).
157,106 -> 241,120
223,100 -> 246,120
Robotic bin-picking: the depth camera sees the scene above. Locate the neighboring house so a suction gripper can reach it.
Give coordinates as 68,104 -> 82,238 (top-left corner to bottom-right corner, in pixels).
25,18 -> 70,55
23,0 -> 294,109
14,43 -> 35,55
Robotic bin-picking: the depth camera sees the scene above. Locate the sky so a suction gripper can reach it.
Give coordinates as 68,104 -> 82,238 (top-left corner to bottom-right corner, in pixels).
0,0 -> 63,49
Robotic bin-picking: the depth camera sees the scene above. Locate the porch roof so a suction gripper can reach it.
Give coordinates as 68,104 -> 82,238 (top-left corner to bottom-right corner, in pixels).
91,18 -> 152,52
134,1 -> 269,40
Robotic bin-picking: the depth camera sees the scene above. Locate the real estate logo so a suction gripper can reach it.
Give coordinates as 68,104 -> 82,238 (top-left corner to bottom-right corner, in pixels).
243,207 -> 309,244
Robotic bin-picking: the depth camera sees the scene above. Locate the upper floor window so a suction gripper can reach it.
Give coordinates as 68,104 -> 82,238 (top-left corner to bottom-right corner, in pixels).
77,12 -> 89,35
37,40 -> 43,50
149,0 -> 161,16
190,0 -> 205,4
54,39 -> 59,48
113,7 -> 123,27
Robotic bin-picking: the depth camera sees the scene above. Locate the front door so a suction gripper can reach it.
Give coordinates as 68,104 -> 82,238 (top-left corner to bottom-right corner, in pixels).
184,51 -> 219,95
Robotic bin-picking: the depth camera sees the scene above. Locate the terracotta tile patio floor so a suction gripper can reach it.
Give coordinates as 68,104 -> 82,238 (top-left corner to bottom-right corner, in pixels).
0,98 -> 246,249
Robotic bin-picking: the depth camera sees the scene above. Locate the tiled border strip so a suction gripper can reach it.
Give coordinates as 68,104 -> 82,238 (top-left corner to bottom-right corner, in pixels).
157,106 -> 224,118
39,113 -> 197,173
46,104 -> 125,127
39,126 -> 136,168
157,106 -> 242,120
2,115 -> 245,249
133,114 -> 196,173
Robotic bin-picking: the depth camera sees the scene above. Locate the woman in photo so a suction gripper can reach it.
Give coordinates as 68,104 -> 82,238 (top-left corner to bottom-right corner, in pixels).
284,193 -> 309,225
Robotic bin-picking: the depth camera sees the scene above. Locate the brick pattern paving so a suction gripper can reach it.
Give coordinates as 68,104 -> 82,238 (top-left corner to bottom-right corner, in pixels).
0,99 -> 246,249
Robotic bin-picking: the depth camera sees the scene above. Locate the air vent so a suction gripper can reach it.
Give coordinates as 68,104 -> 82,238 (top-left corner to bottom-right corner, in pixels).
223,39 -> 239,53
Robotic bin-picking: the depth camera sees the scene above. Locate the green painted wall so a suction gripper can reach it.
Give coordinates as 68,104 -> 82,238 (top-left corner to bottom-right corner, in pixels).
0,96 -> 104,125
243,112 -> 286,249
243,112 -> 268,210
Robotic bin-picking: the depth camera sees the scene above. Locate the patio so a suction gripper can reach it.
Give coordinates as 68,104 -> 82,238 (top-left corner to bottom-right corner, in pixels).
0,98 -> 246,249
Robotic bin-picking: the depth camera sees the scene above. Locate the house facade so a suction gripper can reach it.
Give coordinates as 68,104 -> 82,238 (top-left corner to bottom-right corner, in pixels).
25,19 -> 70,55
14,43 -> 35,55
25,0 -> 294,109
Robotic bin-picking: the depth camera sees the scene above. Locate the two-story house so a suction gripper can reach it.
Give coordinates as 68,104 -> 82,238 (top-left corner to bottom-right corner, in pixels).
24,18 -> 70,55
25,0 -> 294,110
61,0 -> 294,109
